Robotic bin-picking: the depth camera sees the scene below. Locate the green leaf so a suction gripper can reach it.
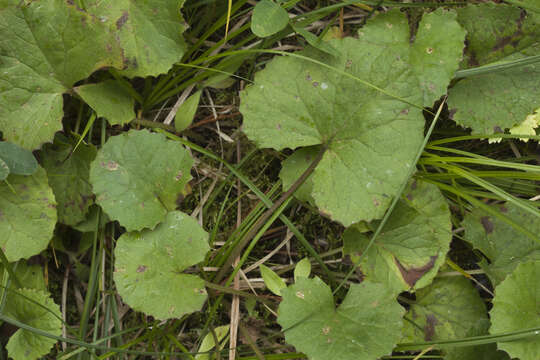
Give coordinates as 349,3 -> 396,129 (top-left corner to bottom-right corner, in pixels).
240,9 -> 465,226
278,277 -> 404,360
445,320 -> 510,360
490,260 -> 540,360
4,288 -> 61,360
294,258 -> 311,281
0,260 -> 46,292
456,3 -> 540,67
0,167 -> 57,262
291,24 -> 339,57
195,325 -> 230,360
251,0 -> 289,38
343,180 -> 452,294
74,80 -> 135,126
260,264 -> 286,296
0,0 -> 123,150
507,0 -> 540,13
114,211 -> 209,320
0,158 -> 9,181
0,141 -> 38,175
85,0 -> 188,78
280,146 -> 318,204
71,205 -> 109,233
462,203 -> 540,286
175,90 -> 202,132
448,43 -> 540,136
89,129 -> 193,231
401,275 -> 498,360
41,134 -> 97,226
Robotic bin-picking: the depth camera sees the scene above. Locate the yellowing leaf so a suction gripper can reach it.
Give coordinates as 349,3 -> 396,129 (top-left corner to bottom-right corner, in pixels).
195,325 -> 230,360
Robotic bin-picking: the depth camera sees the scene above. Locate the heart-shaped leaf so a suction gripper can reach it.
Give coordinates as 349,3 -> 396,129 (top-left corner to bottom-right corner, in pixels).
278,277 -> 404,360
114,211 -> 209,320
89,129 -> 193,231
343,180 -> 452,294
4,288 -> 61,360
0,167 -> 56,262
41,134 -> 97,226
490,260 -> 540,360
240,9 -> 465,225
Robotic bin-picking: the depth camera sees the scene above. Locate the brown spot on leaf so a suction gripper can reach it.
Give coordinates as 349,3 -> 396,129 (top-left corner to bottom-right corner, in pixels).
492,10 -> 526,53
400,109 -> 409,115
175,170 -> 183,181
313,82 -> 319,87
481,216 -> 494,234
500,206 -> 508,213
136,265 -> 147,273
394,255 -> 438,287
406,193 -> 413,201
424,314 -> 438,341
322,326 -> 330,335
277,124 -> 281,130
116,11 -> 129,29
306,74 -> 312,81
102,161 -> 118,171
373,198 -> 380,207
493,126 -> 503,134
448,108 -> 457,119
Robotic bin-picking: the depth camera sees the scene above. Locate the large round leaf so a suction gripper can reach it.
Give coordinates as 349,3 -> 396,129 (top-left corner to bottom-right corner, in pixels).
0,0 -> 124,150
240,9 -> 465,225
343,180 -> 452,294
41,134 -> 97,226
4,288 -> 61,360
491,260 -> 540,360
0,167 -> 56,262
114,211 -> 209,320
278,277 -> 404,360
462,203 -> 540,286
90,129 -> 193,231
